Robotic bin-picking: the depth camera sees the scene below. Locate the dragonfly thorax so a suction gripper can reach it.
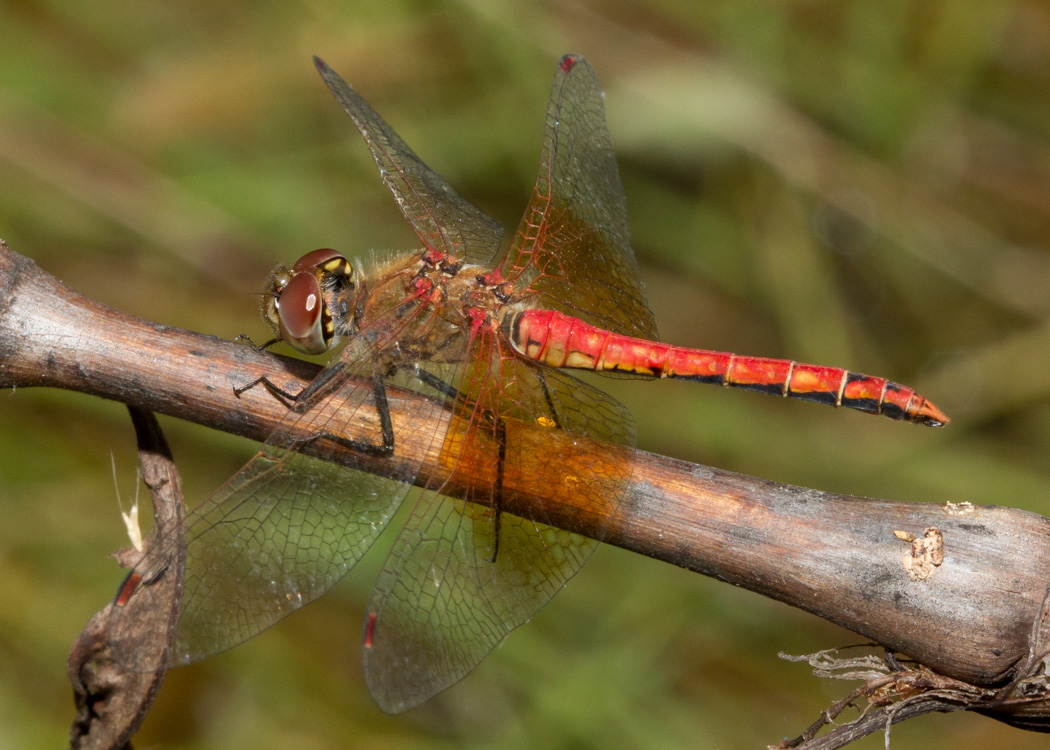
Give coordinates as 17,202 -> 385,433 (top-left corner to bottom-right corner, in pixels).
263,248 -> 355,355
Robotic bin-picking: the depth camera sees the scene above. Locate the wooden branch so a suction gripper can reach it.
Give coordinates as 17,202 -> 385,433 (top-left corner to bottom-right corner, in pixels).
3,240 -> 1050,739
67,406 -> 184,750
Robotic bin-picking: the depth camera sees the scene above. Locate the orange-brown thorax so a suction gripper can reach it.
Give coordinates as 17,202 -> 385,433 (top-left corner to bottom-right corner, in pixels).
266,248 -> 530,365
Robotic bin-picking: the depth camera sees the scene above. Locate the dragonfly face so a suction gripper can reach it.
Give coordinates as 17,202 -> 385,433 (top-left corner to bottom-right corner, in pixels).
264,248 -> 355,355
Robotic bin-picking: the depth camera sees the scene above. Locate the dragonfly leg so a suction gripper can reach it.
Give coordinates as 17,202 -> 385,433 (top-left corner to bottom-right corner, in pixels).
411,366 -> 460,401
233,375 -> 301,405
235,360 -> 348,405
491,417 -> 507,563
536,370 -> 563,430
308,371 -> 395,458
238,365 -> 396,457
233,333 -> 281,352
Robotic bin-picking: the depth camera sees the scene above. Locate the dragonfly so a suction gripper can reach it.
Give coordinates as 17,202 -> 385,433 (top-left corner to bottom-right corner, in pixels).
111,54 -> 948,714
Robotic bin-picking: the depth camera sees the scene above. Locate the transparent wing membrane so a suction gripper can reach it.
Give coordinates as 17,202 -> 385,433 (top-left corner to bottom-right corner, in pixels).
502,55 -> 657,340
315,58 -> 504,266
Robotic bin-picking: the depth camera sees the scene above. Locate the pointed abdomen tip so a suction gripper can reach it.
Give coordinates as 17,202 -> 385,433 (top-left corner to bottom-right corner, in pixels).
915,399 -> 950,427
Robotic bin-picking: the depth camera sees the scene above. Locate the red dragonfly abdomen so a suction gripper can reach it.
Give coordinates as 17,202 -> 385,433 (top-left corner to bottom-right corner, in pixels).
508,309 -> 948,427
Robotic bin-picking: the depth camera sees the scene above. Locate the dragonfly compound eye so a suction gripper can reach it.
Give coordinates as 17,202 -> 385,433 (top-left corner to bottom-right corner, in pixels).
275,270 -> 334,355
292,247 -> 351,276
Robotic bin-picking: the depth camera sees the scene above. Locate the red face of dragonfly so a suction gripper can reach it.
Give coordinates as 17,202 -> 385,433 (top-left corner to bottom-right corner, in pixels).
111,54 -> 948,714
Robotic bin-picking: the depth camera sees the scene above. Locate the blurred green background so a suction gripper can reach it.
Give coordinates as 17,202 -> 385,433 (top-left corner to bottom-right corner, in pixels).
1,1 -> 1048,748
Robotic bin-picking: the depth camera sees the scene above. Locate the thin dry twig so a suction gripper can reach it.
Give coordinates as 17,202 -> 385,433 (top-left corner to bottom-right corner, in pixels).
773,648 -> 996,749
67,406 -> 185,750
774,590 -> 1050,749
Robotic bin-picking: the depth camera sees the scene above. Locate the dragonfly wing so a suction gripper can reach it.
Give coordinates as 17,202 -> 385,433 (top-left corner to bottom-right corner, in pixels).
169,446 -> 407,666
363,335 -> 635,713
315,57 -> 504,266
110,312 -> 454,670
500,54 -> 657,340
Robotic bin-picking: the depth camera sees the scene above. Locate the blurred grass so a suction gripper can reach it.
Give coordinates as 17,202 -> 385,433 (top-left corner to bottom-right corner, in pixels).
2,1 -> 1049,748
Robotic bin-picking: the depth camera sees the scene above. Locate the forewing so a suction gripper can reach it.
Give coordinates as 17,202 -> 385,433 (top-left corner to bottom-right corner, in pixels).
110,294 -> 457,670
362,331 -> 635,712
315,57 -> 504,265
499,54 -> 657,340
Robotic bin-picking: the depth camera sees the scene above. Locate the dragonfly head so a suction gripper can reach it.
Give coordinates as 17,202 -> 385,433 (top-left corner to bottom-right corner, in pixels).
263,248 -> 354,355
